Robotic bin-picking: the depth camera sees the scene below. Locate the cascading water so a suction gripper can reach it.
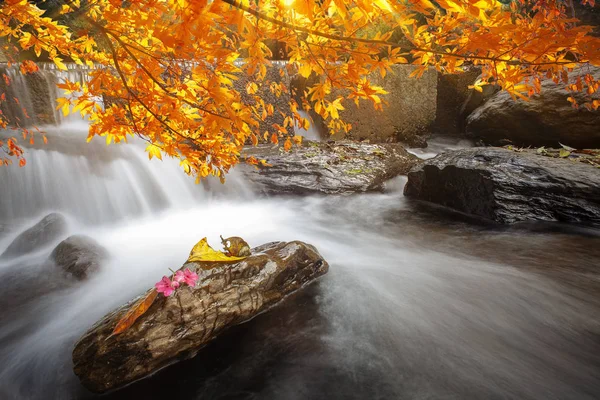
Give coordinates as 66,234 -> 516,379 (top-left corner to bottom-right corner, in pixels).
1,64 -> 600,400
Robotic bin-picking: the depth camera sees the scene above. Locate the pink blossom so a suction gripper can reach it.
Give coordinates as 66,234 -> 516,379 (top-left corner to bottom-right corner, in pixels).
182,268 -> 198,287
155,276 -> 179,297
174,268 -> 198,287
173,270 -> 185,284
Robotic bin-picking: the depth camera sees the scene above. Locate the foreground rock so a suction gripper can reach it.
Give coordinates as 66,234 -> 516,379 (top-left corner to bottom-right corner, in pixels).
0,213 -> 67,259
49,235 -> 109,280
243,141 -> 420,196
404,148 -> 600,225
72,241 -> 328,393
466,67 -> 600,148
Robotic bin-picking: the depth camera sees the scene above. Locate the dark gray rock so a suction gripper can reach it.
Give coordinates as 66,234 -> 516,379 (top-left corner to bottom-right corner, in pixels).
573,3 -> 600,37
466,67 -> 600,148
243,141 -> 420,196
72,240 -> 328,393
433,68 -> 482,135
49,235 -> 108,280
0,213 -> 68,259
404,147 -> 600,225
458,78 -> 500,130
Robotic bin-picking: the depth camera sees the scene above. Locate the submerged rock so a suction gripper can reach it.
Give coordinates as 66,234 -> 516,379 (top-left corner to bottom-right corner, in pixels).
243,141 -> 420,196
72,241 -> 328,393
404,147 -> 600,225
0,213 -> 68,259
49,235 -> 109,280
466,67 -> 600,148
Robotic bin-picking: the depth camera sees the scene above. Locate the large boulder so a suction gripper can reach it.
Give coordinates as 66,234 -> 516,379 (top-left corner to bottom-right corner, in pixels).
404,147 -> 600,225
433,68 -> 482,135
466,67 -> 600,148
49,235 -> 109,280
242,141 -> 420,196
0,213 -> 68,259
72,241 -> 328,393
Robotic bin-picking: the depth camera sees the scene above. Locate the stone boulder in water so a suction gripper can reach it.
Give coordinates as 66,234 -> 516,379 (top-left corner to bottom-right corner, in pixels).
404,147 -> 600,225
49,235 -> 109,280
465,66 -> 600,148
243,141 -> 420,196
72,241 -> 328,393
0,213 -> 68,259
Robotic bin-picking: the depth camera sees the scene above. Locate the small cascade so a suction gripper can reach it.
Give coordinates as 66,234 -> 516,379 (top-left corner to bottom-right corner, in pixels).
294,109 -> 326,141
0,63 -> 252,226
0,62 -> 91,127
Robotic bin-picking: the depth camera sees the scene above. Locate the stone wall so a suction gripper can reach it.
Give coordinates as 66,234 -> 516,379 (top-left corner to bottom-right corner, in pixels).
329,65 -> 438,145
233,63 -> 294,141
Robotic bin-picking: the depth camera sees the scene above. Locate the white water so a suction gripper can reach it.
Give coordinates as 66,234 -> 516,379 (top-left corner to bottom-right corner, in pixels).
0,66 -> 600,400
406,135 -> 475,159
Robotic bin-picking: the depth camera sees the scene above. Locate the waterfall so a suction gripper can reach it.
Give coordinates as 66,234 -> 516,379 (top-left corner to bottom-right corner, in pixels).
0,62 -> 91,126
0,63 -> 252,226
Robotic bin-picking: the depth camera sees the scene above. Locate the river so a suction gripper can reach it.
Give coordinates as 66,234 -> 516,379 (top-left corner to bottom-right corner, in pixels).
0,66 -> 599,400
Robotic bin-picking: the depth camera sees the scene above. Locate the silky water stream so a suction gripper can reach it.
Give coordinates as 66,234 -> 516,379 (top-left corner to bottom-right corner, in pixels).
0,65 -> 599,400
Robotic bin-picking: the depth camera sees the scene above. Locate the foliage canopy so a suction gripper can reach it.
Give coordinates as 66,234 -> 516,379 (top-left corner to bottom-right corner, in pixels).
0,0 -> 599,177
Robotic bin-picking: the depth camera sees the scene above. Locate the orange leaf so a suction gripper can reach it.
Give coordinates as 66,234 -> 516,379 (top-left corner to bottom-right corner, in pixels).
270,133 -> 278,144
112,289 -> 158,336
18,158 -> 26,167
284,137 -> 292,151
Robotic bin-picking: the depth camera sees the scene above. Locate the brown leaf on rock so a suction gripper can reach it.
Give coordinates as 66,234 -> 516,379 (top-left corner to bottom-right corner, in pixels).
111,289 -> 158,336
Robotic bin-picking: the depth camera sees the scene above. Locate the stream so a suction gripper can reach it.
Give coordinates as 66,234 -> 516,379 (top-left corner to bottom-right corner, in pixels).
1,66 -> 600,400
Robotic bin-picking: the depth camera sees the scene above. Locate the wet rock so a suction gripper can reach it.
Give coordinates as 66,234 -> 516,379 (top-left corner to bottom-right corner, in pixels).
573,2 -> 600,37
458,77 -> 500,130
242,141 -> 420,196
0,213 -> 68,259
433,67 -> 482,135
466,67 -> 600,148
72,240 -> 328,393
49,235 -> 109,280
404,147 -> 600,225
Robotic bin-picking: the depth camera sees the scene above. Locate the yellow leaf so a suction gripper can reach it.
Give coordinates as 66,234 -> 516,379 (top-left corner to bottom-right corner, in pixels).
186,238 -> 248,263
53,57 -> 67,71
146,144 -> 162,160
374,0 -> 392,12
56,97 -> 70,116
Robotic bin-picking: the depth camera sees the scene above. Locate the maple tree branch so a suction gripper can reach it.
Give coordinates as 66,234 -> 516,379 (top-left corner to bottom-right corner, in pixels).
107,33 -> 232,121
62,0 -> 232,121
101,31 -> 192,143
220,0 -> 579,67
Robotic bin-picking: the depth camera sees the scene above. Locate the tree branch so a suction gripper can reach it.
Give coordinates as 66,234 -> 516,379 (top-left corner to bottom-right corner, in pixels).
220,0 -> 578,67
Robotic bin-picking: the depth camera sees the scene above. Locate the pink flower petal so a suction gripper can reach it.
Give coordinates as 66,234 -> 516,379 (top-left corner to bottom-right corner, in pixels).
183,268 -> 198,287
173,270 -> 185,283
